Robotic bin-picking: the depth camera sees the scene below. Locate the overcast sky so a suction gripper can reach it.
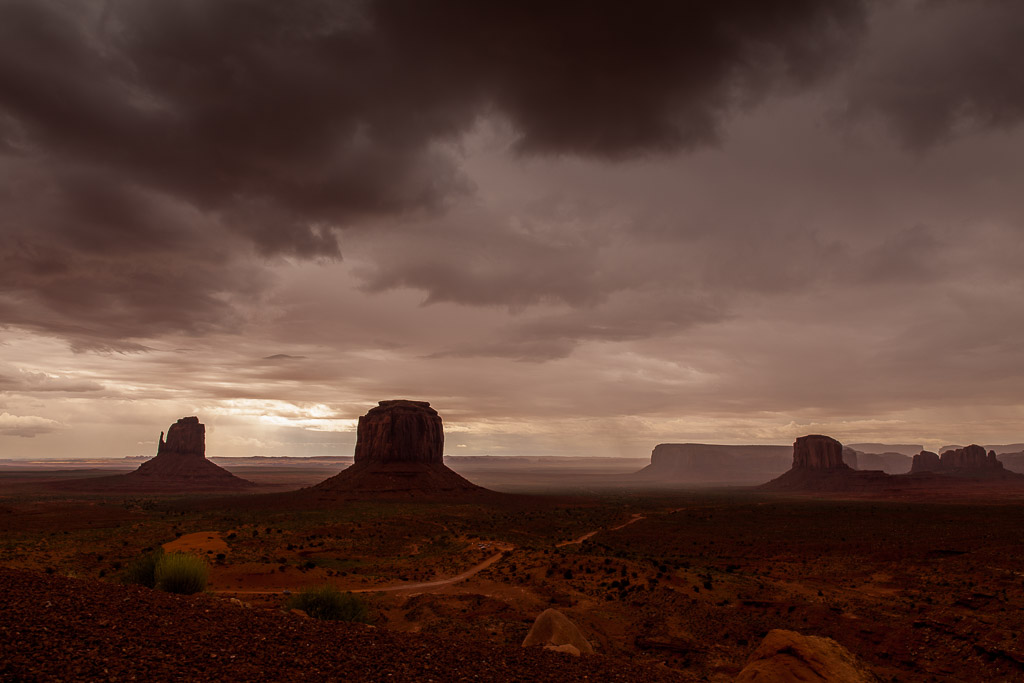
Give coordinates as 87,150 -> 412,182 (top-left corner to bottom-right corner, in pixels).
2,0 -> 1023,460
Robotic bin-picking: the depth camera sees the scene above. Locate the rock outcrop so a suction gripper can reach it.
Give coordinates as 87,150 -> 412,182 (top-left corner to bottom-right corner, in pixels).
793,435 -> 848,470
760,435 -> 890,492
762,436 -> 1024,493
910,450 -> 941,473
52,417 -> 253,492
521,609 -> 594,656
633,444 -> 791,484
736,629 -> 879,682
157,416 -> 205,457
353,400 -> 444,465
940,445 -> 1003,473
312,400 -> 483,498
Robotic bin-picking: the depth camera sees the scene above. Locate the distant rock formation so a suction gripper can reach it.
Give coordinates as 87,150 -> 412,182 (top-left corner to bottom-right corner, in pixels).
521,609 -> 594,656
736,629 -> 879,682
853,450 -> 913,474
633,444 -> 791,484
848,443 -> 923,457
911,450 -> 941,473
760,435 -> 889,492
999,451 -> 1024,473
762,435 -> 1024,493
842,447 -> 859,470
793,435 -> 848,470
312,400 -> 483,498
940,445 -> 1003,473
52,417 -> 253,492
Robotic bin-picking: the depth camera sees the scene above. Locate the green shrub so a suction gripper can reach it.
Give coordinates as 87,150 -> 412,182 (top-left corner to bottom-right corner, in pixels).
288,585 -> 369,622
154,552 -> 208,595
121,548 -> 164,588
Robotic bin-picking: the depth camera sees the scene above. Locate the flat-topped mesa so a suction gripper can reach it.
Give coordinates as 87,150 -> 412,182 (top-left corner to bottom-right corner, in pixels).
353,400 -> 443,465
635,443 -> 792,483
911,450 -> 941,473
939,445 -> 1004,472
157,416 -> 205,458
793,435 -> 849,471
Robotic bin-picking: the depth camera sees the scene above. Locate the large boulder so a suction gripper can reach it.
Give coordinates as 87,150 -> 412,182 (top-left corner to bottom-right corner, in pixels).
736,629 -> 879,682
521,609 -> 594,656
353,400 -> 443,465
793,435 -> 848,470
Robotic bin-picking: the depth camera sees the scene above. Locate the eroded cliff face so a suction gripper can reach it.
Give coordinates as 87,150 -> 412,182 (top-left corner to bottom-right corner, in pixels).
793,435 -> 848,470
353,400 -> 443,465
157,416 -> 205,458
939,445 -> 1004,472
911,450 -> 941,473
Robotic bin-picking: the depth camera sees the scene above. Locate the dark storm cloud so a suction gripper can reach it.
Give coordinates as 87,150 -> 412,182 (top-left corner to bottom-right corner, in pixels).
0,0 -> 873,347
845,0 -> 1024,149
6,0 -> 1023,354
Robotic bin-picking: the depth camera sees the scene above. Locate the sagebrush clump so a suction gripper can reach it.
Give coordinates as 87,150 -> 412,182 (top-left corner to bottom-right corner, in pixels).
154,552 -> 208,595
121,548 -> 164,588
288,585 -> 369,622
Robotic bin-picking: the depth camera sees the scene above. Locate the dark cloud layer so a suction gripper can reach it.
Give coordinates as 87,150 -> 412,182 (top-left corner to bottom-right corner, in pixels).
1,0 -> 1023,369
0,0 -> 872,347
846,0 -> 1024,149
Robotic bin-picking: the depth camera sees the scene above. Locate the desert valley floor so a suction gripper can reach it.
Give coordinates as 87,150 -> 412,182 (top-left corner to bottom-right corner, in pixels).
4,467 -> 1024,682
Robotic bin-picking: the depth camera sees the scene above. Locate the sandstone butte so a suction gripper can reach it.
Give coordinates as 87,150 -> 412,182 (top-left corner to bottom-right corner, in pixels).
311,400 -> 484,498
51,416 -> 253,492
759,434 -> 889,492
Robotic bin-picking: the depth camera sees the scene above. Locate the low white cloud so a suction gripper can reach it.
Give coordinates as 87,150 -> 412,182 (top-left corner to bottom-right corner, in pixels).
0,412 -> 64,438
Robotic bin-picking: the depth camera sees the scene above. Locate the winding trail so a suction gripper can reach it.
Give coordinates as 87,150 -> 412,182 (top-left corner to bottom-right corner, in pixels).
555,512 -> 646,547
214,511 -> 650,597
